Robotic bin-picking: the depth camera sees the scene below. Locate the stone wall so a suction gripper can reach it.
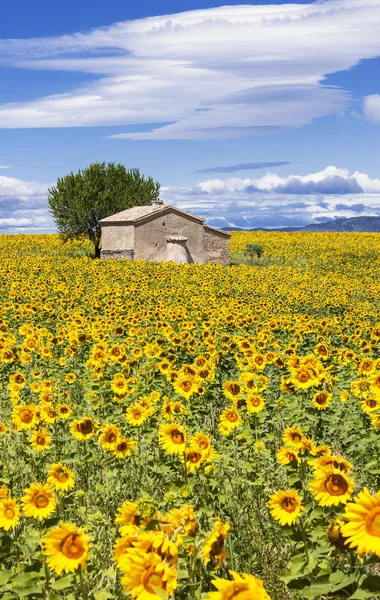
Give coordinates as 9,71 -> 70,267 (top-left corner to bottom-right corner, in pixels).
203,229 -> 230,266
101,223 -> 135,252
100,249 -> 134,260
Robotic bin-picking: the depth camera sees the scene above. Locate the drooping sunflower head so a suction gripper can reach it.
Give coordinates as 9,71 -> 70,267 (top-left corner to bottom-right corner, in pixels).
42,522 -> 90,575
200,518 -> 230,569
328,518 -> 348,552
310,467 -> 355,507
277,447 -> 300,466
269,489 -> 303,526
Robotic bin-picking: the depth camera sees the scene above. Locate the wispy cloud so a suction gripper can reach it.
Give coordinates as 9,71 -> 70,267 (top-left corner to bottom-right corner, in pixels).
194,162 -> 290,174
363,94 -> 380,123
0,165 -> 12,169
0,174 -> 53,232
0,1 -> 379,139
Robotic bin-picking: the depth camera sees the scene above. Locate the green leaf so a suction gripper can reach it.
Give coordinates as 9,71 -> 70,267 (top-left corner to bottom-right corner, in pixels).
15,585 -> 43,597
361,575 -> 380,593
13,572 -> 41,587
50,575 -> 74,591
94,591 -> 113,600
0,571 -> 11,586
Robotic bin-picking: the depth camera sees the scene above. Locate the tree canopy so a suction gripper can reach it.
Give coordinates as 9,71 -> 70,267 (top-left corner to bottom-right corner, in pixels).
48,162 -> 160,257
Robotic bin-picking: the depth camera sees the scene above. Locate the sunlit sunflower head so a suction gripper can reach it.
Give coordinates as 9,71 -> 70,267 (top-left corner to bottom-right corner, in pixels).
98,424 -> 121,451
282,426 -> 304,449
300,437 -> 316,455
126,404 -> 149,427
361,395 -> 380,414
222,381 -> 241,401
173,376 -> 197,399
113,534 -> 139,567
314,455 -> 352,474
159,423 -> 187,455
370,373 -> 380,396
204,570 -> 271,600
119,549 -> 178,599
0,421 -> 8,434
12,404 -> 38,431
21,482 -> 57,520
0,497 -> 20,531
219,408 -> 243,436
200,518 -> 230,569
115,501 -> 141,536
310,467 -> 355,507
0,485 -> 9,500
277,447 -> 300,466
339,390 -> 349,403
291,368 -> 316,390
190,432 -> 213,458
42,522 -> 90,575
341,488 -> 380,557
31,428 -> 52,453
312,391 -> 332,411
314,444 -> 331,457
47,463 -> 75,492
56,403 -> 72,420
185,449 -> 204,473
269,489 -> 303,526
246,395 -> 265,414
70,417 -> 96,441
113,437 -> 136,459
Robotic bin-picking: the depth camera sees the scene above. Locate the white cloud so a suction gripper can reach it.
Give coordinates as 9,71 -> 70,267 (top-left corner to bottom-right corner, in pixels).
2,166 -> 380,232
363,94 -> 380,123
0,165 -> 12,169
0,174 -> 53,232
0,1 -> 379,138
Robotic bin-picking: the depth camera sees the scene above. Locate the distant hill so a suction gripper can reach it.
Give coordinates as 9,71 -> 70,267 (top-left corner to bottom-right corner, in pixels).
223,216 -> 380,233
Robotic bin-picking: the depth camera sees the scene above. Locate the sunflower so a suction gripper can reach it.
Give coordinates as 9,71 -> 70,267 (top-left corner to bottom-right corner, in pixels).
328,518 -> 348,552
113,437 -> 136,459
47,463 -> 75,492
310,467 -> 355,506
357,358 -> 375,377
222,381 -> 241,401
361,396 -> 380,414
246,395 -> 265,414
119,550 -> 177,600
42,522 -> 90,574
312,391 -> 332,410
12,404 -> 37,431
65,373 -> 76,384
31,428 -> 52,453
313,455 -> 352,474
115,501 -> 141,536
190,432 -> 213,458
269,489 -> 303,526
219,409 -> 242,435
173,376 -> 197,399
126,404 -> 149,427
200,518 -> 230,569
99,424 -> 121,450
277,447 -> 300,466
291,369 -> 317,390
370,373 -> 380,397
56,403 -> 72,419
282,426 -> 304,449
341,488 -> 380,556
340,390 -> 349,403
159,423 -> 187,455
0,497 -> 21,531
185,449 -> 204,473
0,485 -> 9,500
204,570 -> 271,600
314,444 -> 331,457
22,482 -> 57,520
70,417 -> 96,441
0,421 -> 8,434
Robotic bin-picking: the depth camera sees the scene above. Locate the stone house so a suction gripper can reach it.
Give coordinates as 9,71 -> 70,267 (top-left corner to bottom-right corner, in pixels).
99,201 -> 230,265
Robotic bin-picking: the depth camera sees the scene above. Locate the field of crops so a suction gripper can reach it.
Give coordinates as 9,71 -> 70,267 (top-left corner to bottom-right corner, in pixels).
0,231 -> 380,600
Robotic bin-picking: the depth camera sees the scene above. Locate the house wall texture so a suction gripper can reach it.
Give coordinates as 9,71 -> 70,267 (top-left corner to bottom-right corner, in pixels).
100,223 -> 134,258
203,228 -> 230,266
134,212 -> 204,263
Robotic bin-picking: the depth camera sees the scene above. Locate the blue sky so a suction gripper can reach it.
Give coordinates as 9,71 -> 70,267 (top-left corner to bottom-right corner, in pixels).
1,0 -> 380,231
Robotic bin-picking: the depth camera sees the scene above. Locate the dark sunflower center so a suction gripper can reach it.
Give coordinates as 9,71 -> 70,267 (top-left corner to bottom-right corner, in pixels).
60,534 -> 85,559
35,494 -> 49,508
281,497 -> 297,513
5,508 -> 15,519
298,371 -> 310,383
57,470 -> 68,482
325,474 -> 348,496
79,420 -> 93,434
20,410 -> 33,423
291,433 -> 302,443
143,570 -> 164,594
171,430 -> 184,444
227,412 -> 238,423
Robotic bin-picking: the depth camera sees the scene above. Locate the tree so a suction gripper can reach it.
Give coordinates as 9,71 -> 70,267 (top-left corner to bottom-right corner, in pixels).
244,243 -> 264,264
48,162 -> 160,258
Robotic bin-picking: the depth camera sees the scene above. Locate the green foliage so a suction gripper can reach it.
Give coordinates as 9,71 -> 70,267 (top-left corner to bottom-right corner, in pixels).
48,162 -> 160,257
244,243 -> 264,263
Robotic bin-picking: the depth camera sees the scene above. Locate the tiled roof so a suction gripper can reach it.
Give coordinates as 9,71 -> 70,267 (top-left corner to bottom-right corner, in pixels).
203,223 -> 231,237
100,204 -> 205,224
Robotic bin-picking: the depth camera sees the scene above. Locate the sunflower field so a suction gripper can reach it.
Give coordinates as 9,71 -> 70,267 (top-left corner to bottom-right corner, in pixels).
0,231 -> 380,600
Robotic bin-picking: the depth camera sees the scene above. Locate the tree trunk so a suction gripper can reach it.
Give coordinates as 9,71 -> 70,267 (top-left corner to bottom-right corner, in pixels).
94,243 -> 101,259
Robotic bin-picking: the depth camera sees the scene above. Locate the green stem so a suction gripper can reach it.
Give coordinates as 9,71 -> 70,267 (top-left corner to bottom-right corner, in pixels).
183,452 -> 189,485
44,559 -> 51,600
299,517 -> 309,563
79,565 -> 88,600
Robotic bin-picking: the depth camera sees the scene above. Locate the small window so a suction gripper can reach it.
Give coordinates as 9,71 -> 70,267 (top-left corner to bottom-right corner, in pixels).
162,221 -> 165,226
